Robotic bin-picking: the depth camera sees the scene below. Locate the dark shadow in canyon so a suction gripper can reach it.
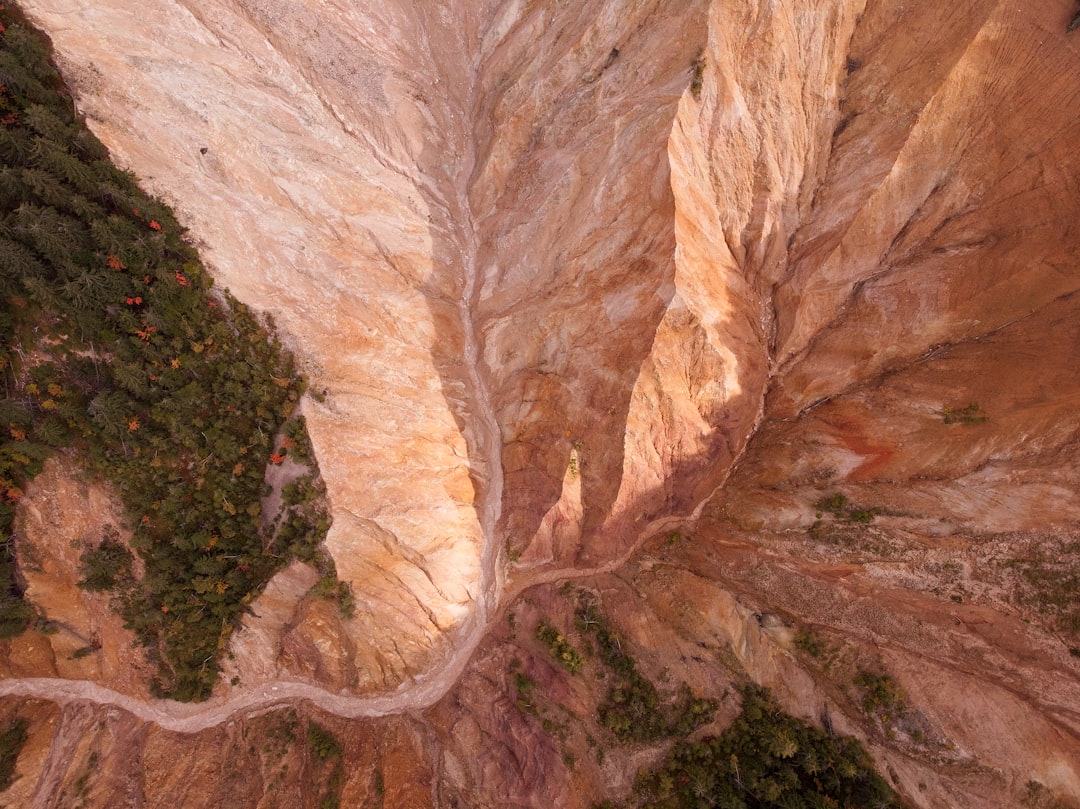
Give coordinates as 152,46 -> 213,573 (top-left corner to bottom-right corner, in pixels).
412,0 -> 733,577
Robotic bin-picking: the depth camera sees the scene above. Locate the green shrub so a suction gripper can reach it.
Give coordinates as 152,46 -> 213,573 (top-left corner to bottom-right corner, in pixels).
599,670 -> 665,742
1003,543 -> 1080,637
814,492 -> 849,516
306,721 -> 344,809
0,717 -> 28,791
794,628 -> 824,658
942,402 -> 987,424
668,684 -> 718,738
1024,779 -> 1074,809
0,562 -> 33,639
853,669 -> 907,724
576,594 -> 716,744
813,493 -> 883,525
690,57 -> 705,99
536,621 -> 584,673
307,722 -> 342,760
511,668 -> 539,715
310,553 -> 354,619
77,533 -> 134,592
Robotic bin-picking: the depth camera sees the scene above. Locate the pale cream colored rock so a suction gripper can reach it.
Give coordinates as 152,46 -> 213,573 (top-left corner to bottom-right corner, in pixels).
220,560 -> 319,687
277,595 -> 356,690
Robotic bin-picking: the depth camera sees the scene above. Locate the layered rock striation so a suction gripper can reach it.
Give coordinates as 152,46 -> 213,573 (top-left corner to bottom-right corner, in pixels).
6,0 -> 1080,806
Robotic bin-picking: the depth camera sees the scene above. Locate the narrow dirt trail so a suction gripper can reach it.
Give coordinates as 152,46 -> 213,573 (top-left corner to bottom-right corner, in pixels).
0,531 -> 678,732
0,267 -> 763,733
0,416 -> 756,733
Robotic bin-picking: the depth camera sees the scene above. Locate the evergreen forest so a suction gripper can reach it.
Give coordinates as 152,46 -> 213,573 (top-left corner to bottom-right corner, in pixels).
628,685 -> 902,809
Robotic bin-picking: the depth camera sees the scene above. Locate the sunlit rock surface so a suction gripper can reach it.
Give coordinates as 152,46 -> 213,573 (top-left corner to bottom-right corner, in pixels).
7,0 -> 1080,806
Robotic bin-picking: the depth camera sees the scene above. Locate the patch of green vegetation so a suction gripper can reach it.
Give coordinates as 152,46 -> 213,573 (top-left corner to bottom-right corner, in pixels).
69,643 -> 97,660
600,668 -> 667,742
0,542 -> 33,638
853,669 -> 907,725
307,721 -> 344,809
77,530 -> 134,592
1023,779 -> 1074,809
793,628 -> 824,659
514,671 -> 539,715
814,492 -> 848,517
310,553 -> 355,619
320,767 -> 344,809
576,595 -> 715,745
690,56 -> 705,99
372,768 -> 385,808
941,402 -> 987,425
0,3 -> 331,700
63,750 -> 97,807
668,683 -> 719,738
307,722 -> 342,760
280,473 -> 319,508
810,493 -> 898,555
263,709 -> 299,759
536,621 -> 585,673
813,493 -> 883,524
662,531 -> 690,549
629,685 -> 902,809
0,716 -> 28,792
1003,542 -> 1080,637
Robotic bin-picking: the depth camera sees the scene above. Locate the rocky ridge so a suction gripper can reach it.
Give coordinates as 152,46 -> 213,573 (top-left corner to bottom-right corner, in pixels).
3,0 -> 1080,807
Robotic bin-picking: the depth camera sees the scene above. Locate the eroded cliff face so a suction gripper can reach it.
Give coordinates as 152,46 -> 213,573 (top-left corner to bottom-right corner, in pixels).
1,459 -> 149,695
5,0 -> 1080,807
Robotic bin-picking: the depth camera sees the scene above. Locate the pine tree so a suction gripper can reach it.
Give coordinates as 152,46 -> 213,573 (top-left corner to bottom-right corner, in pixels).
0,234 -> 45,279
20,273 -> 58,309
33,138 -> 95,190
20,104 -> 73,142
0,127 -> 30,167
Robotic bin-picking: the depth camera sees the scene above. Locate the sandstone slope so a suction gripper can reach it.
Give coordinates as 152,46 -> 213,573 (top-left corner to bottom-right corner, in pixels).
4,0 -> 1080,807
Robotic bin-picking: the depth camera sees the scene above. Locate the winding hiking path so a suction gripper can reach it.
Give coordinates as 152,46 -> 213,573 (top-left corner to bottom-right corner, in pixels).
0,469 -> 745,732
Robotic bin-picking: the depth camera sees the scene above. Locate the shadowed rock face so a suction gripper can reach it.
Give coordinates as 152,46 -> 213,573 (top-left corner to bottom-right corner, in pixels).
7,0 -> 1080,806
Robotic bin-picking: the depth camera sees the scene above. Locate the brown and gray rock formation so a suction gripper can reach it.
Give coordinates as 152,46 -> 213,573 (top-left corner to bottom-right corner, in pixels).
5,0 -> 1080,807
